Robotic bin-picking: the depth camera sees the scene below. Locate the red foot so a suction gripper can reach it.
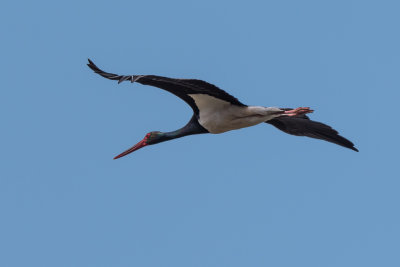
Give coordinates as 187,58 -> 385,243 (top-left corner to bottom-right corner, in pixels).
284,107 -> 314,116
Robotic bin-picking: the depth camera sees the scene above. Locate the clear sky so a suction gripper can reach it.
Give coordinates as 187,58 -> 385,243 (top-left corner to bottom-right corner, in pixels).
1,0 -> 399,266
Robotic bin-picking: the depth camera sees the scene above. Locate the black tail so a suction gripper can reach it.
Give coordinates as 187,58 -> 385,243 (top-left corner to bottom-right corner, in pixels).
266,115 -> 358,152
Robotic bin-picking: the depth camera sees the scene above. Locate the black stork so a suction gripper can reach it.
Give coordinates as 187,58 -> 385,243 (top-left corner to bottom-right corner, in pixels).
87,59 -> 358,159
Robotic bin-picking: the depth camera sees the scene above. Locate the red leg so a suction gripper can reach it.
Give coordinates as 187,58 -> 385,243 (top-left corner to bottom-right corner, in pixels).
284,107 -> 314,116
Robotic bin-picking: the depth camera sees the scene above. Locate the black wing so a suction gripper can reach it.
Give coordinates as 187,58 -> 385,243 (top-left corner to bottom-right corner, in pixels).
87,59 -> 246,115
266,114 -> 358,152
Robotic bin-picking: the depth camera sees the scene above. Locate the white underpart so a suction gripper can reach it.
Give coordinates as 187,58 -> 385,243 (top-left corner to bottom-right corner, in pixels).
188,94 -> 283,134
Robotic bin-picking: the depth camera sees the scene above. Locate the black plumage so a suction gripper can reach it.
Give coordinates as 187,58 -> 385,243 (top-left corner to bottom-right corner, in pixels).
88,59 -> 358,154
87,59 -> 245,115
267,114 -> 358,151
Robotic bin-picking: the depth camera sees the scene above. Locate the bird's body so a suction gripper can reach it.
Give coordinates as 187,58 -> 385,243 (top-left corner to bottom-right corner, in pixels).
87,59 -> 358,159
189,94 -> 281,133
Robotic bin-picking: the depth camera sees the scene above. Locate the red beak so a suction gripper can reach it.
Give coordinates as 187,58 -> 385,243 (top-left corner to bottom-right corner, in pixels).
113,139 -> 148,159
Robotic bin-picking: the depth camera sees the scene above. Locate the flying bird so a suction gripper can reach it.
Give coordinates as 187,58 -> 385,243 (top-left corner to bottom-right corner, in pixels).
87,59 -> 358,159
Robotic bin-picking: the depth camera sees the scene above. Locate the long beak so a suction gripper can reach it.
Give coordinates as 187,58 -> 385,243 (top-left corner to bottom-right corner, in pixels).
113,139 -> 148,159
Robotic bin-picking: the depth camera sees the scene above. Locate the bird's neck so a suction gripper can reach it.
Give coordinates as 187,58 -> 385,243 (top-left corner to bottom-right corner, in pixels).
156,115 -> 208,144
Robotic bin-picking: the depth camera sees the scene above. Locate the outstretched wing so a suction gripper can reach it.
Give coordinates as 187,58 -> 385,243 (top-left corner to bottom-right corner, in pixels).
266,114 -> 358,151
87,59 -> 246,115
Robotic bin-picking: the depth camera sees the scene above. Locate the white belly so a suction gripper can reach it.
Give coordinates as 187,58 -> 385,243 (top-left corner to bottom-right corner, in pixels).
189,94 -> 281,134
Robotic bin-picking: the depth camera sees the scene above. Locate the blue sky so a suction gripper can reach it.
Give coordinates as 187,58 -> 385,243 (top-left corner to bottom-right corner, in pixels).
1,0 -> 399,266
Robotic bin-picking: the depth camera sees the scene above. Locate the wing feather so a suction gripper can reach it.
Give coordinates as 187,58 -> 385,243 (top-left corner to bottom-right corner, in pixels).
87,59 -> 246,115
266,114 -> 358,151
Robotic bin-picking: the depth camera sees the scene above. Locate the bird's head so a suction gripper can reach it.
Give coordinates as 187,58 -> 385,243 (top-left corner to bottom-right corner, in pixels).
113,131 -> 164,159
